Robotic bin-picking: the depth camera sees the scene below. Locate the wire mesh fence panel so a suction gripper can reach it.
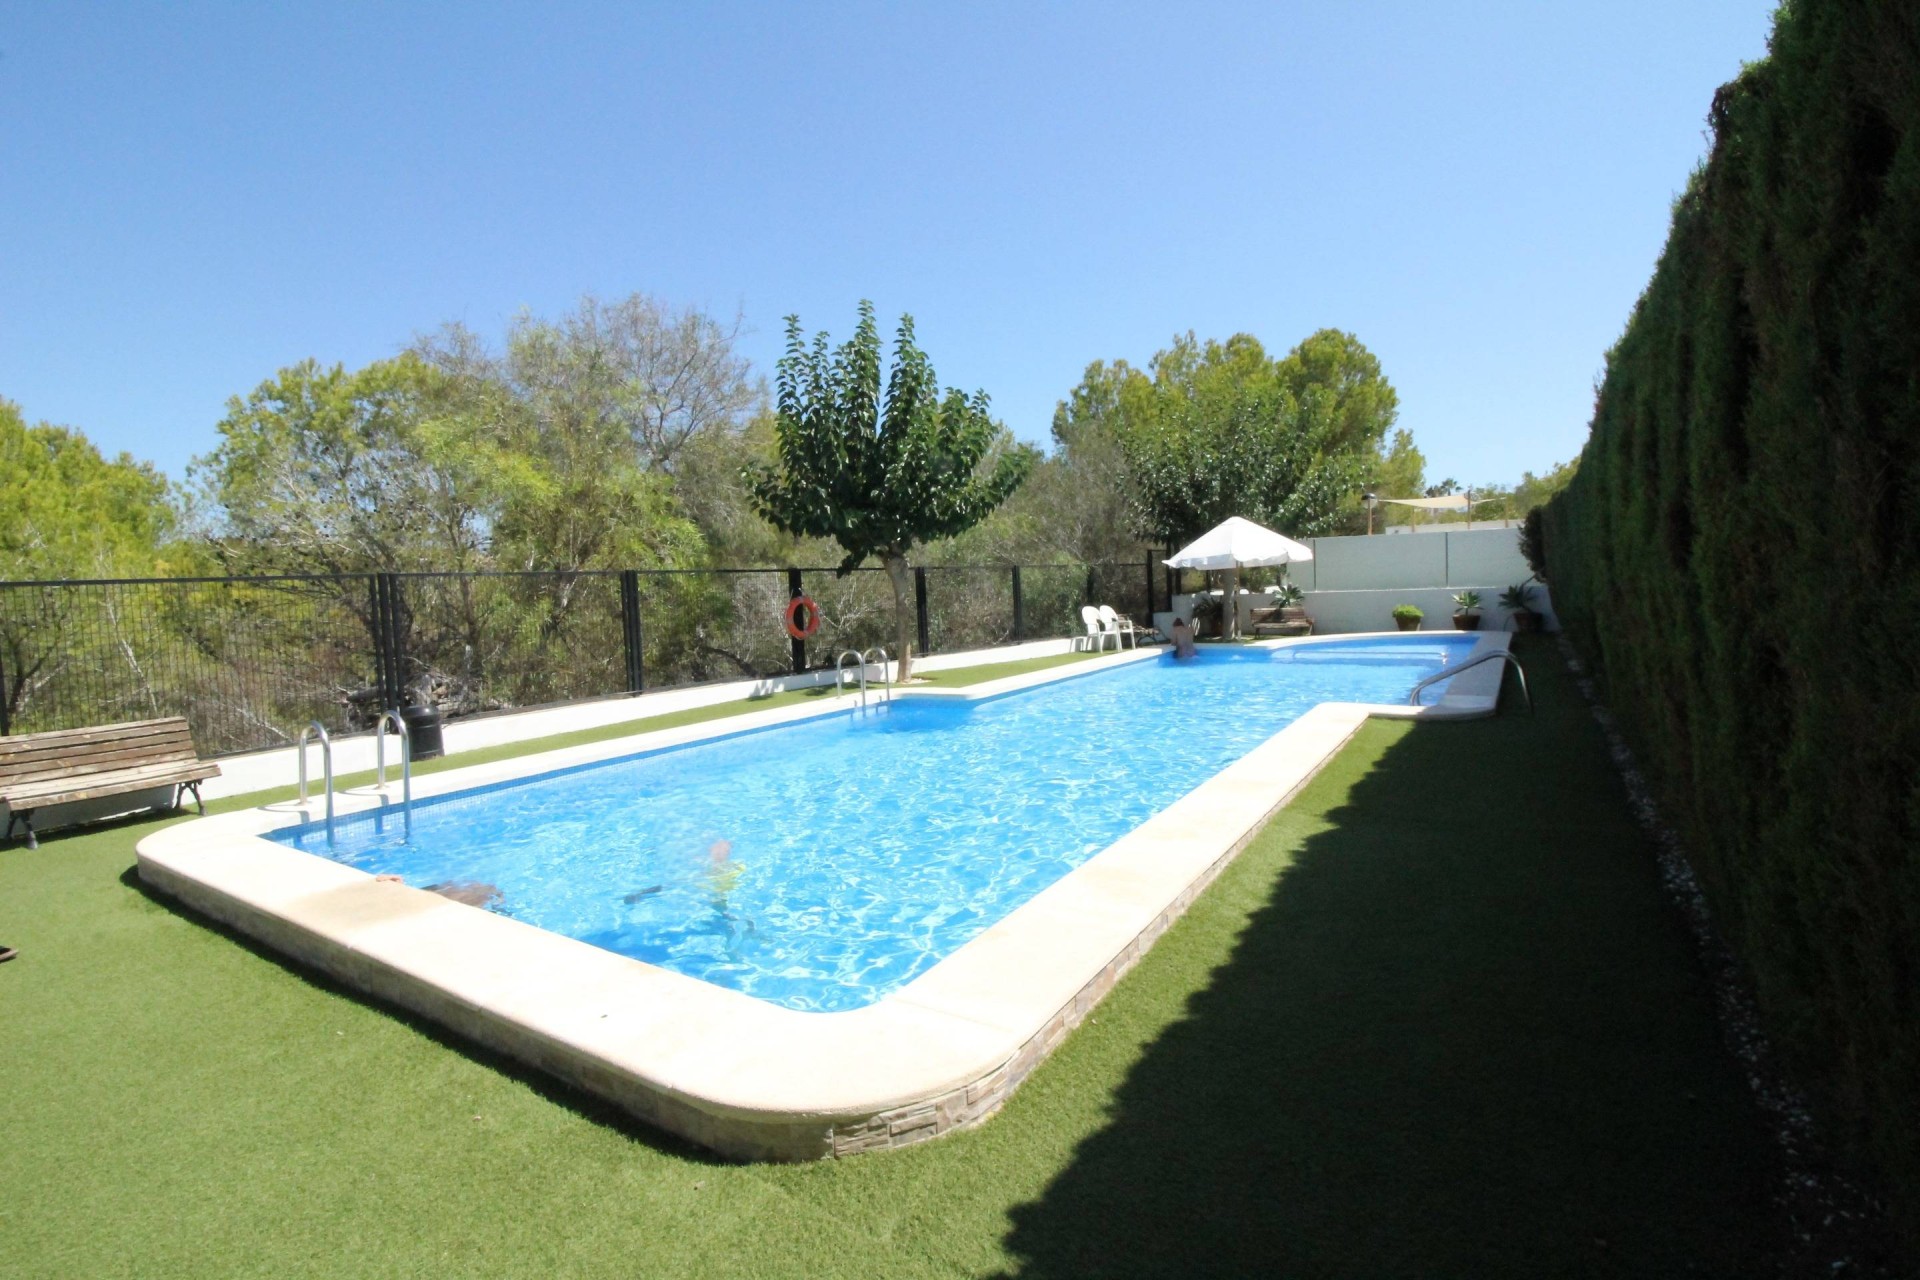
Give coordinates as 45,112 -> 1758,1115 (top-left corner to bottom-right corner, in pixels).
1088,560 -> 1154,630
800,567 -> 894,664
924,566 -> 1013,654
398,571 -> 628,718
1017,564 -> 1088,642
637,569 -> 793,688
0,576 -> 376,756
0,562 -> 1155,754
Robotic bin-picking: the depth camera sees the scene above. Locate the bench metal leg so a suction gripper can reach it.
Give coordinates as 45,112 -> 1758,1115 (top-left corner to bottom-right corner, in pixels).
8,810 -> 36,851
186,781 -> 206,816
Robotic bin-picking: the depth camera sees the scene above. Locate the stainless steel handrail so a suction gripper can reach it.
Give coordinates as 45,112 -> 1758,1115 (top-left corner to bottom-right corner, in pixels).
297,721 -> 335,845
836,650 -> 868,704
374,708 -> 413,840
1407,649 -> 1531,714
862,647 -> 893,704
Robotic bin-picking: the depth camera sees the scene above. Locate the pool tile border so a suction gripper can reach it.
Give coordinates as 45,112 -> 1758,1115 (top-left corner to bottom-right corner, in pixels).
136,632 -> 1510,1160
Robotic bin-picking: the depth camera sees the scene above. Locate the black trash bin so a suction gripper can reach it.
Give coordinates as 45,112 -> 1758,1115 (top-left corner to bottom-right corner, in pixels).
400,704 -> 445,760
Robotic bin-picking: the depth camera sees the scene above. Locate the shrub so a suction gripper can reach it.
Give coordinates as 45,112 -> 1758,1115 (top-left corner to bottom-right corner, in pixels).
1540,0 -> 1920,1250
1390,604 -> 1423,622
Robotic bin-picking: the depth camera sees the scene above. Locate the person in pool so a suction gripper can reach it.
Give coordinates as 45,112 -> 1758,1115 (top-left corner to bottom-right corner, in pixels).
1170,616 -> 1198,660
707,839 -> 742,903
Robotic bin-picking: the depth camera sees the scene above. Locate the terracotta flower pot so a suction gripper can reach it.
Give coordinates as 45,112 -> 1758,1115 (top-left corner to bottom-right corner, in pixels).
1510,610 -> 1542,633
1451,613 -> 1482,631
1394,616 -> 1421,631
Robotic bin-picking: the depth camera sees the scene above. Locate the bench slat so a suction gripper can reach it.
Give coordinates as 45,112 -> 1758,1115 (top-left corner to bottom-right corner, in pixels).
1,752 -> 208,789
3,761 -> 219,809
0,725 -> 196,756
0,718 -> 192,748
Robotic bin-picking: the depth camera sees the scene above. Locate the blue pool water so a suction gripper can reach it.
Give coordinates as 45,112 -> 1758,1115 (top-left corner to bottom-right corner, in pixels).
272,636 -> 1475,1012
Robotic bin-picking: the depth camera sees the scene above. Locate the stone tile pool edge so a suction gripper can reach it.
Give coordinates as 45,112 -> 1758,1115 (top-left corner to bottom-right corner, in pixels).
135,631 -> 1512,1160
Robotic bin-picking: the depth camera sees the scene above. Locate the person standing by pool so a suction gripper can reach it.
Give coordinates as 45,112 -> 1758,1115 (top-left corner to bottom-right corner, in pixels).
1169,616 -> 1197,658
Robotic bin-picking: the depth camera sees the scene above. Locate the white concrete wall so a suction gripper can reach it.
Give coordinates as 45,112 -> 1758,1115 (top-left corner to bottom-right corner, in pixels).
1276,527 -> 1534,593
1300,585 -> 1557,635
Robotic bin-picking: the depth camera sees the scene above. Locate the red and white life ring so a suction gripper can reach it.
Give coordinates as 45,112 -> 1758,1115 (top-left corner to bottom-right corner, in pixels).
784,595 -> 821,640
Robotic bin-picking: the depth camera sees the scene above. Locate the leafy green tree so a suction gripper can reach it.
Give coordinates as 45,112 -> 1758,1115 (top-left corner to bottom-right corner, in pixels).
747,302 -> 1034,681
193,356 -> 482,576
0,398 -> 177,728
1276,329 -> 1400,459
1,398 -> 176,580
1054,329 -> 1409,545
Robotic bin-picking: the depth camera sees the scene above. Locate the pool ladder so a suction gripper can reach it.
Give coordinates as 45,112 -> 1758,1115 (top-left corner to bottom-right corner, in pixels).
373,709 -> 414,840
297,721 -> 335,846
835,647 -> 894,708
295,712 -> 414,846
1406,649 -> 1531,714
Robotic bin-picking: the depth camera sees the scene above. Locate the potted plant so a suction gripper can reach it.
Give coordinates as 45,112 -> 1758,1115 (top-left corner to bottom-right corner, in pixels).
1451,589 -> 1483,631
1188,592 -> 1224,638
1500,581 -> 1542,633
1274,581 -> 1309,625
1249,581 -> 1312,637
1391,604 -> 1424,632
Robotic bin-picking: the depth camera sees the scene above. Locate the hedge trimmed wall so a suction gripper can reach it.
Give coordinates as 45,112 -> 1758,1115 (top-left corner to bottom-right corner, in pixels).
1540,0 -> 1920,1245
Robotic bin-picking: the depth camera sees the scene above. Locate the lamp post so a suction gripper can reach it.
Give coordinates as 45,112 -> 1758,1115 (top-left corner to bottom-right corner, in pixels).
1364,492 -> 1378,535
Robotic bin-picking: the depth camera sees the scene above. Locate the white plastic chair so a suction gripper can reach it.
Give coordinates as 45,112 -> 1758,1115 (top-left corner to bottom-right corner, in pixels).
1098,604 -> 1141,649
1077,605 -> 1115,652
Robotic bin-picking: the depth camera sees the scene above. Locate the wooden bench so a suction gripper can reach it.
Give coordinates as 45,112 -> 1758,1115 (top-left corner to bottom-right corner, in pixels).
1249,605 -> 1313,637
1,718 -> 221,849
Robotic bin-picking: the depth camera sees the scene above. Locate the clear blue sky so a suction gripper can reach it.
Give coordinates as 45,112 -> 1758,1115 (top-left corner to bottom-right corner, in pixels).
2,1 -> 1775,489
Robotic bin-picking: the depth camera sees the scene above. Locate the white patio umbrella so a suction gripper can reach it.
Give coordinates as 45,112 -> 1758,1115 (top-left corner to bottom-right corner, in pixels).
1164,516 -> 1314,639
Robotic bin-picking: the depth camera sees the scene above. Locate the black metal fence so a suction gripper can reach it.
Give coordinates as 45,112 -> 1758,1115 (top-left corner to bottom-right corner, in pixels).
0,558 -> 1161,757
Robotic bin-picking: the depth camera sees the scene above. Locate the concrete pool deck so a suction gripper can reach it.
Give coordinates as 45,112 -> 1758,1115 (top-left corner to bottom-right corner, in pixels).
136,631 -> 1513,1160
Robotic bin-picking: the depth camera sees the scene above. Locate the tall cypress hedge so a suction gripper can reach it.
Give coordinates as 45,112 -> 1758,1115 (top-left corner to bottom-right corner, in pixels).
1540,0 -> 1920,1245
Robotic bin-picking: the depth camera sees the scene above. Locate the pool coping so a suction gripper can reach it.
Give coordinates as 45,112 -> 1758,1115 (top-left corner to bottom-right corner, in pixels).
136,630 -> 1511,1159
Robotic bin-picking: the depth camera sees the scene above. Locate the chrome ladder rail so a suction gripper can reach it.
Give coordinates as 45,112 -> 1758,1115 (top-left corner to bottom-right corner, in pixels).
297,721 -> 336,846
862,647 -> 893,704
836,649 -> 869,705
373,708 -> 413,840
1407,649 -> 1531,714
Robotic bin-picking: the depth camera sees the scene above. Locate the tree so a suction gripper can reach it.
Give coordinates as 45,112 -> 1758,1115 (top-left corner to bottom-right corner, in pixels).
747,302 -> 1034,681
0,398 -> 177,729
1,398 -> 176,581
192,356 -> 482,576
411,294 -> 736,571
1119,378 -> 1365,546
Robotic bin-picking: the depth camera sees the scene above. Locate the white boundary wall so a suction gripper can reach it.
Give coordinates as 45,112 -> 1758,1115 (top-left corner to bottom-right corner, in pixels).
1162,526 -> 1555,636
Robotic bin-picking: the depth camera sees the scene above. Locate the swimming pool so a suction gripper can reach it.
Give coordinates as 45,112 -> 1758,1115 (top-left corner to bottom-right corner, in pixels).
140,631 -> 1512,1159
267,636 -> 1474,1013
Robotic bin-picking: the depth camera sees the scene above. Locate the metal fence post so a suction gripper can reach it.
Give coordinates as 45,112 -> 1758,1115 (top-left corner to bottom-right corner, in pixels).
1011,566 -> 1024,641
1084,565 -> 1096,608
0,641 -> 10,737
787,567 -> 806,674
369,572 -> 411,710
914,567 -> 930,656
620,570 -> 645,693
1144,552 -> 1155,619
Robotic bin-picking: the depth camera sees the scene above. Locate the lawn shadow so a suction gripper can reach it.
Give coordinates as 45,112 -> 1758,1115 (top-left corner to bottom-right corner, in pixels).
114,860 -> 731,1166
997,693 -> 1784,1277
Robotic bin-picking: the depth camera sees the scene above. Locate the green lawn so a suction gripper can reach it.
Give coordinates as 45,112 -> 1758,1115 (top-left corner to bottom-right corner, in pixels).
0,639 -> 1783,1277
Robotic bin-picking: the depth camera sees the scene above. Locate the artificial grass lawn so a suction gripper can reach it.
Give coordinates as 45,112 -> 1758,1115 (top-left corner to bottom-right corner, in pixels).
1,639 -> 1783,1277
